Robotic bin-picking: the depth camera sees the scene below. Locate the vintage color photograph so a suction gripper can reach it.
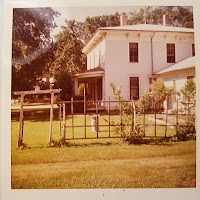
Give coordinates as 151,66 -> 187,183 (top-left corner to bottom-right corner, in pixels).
11,6 -> 196,189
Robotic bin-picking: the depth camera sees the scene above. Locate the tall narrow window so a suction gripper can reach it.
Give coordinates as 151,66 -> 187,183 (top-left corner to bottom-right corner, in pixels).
192,44 -> 195,56
129,43 -> 138,62
167,43 -> 175,63
130,77 -> 139,100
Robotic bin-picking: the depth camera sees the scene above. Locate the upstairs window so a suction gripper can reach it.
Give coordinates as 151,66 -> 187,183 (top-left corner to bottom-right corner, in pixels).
129,43 -> 138,63
167,43 -> 175,63
192,44 -> 195,56
130,77 -> 139,100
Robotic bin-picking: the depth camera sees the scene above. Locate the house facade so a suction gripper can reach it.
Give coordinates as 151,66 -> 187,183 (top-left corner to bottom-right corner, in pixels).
73,14 -> 195,110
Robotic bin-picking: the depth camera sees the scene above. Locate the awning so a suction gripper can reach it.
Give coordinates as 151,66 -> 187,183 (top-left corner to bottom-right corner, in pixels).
73,67 -> 104,79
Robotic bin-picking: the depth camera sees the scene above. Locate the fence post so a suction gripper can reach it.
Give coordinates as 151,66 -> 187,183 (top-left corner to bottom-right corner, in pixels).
120,100 -> 122,137
143,105 -> 145,137
84,87 -> 86,138
176,99 -> 179,136
108,97 -> 110,138
131,100 -> 134,132
63,103 -> 66,139
165,99 -> 168,138
59,104 -> 62,139
71,97 -> 74,139
187,99 -> 189,126
154,101 -> 156,137
96,101 -> 99,138
49,91 -> 54,144
17,93 -> 24,148
133,101 -> 136,131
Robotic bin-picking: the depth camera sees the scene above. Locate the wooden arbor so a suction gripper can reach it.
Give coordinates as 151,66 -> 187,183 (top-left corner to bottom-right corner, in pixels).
13,89 -> 61,148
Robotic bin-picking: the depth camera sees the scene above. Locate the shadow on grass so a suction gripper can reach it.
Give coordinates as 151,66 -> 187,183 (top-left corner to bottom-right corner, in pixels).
11,108 -> 61,122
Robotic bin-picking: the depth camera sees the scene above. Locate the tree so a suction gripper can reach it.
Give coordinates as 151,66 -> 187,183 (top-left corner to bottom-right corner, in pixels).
83,13 -> 120,42
52,20 -> 86,77
180,79 -> 196,103
53,71 -> 73,101
12,8 -> 59,92
128,6 -> 193,28
151,78 -> 167,108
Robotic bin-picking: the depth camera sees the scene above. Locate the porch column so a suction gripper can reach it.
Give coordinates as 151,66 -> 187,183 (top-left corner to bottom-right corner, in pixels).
74,78 -> 79,96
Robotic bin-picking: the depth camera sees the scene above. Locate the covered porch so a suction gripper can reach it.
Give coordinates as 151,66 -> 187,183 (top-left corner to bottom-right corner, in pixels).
73,67 -> 105,111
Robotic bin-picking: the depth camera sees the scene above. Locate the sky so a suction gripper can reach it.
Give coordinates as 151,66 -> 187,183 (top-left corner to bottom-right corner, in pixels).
51,6 -> 144,36
51,6 -> 193,37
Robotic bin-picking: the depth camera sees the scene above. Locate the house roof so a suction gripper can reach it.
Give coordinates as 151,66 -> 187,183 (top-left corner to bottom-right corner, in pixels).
82,24 -> 194,54
98,24 -> 194,33
156,56 -> 195,75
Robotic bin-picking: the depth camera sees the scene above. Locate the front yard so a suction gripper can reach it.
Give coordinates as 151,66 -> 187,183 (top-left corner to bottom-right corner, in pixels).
11,108 -> 196,189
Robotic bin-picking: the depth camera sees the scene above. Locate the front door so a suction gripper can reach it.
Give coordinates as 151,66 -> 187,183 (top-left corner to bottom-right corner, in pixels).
88,78 -> 103,102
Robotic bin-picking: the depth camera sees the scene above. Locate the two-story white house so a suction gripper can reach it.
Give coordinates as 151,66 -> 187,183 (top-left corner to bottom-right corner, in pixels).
73,13 -> 195,110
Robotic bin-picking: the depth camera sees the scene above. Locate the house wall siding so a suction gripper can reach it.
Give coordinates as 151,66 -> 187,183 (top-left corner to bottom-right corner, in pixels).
87,38 -> 106,70
85,30 -> 194,104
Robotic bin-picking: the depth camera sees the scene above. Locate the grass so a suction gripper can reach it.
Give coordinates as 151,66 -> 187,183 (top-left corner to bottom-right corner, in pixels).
11,108 -> 196,189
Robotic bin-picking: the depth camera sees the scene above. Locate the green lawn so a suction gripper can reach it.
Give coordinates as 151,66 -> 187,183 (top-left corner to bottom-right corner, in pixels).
11,108 -> 196,189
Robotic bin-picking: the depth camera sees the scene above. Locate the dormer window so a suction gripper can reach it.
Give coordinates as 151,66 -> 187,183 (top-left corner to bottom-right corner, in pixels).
129,43 -> 138,63
167,43 -> 175,63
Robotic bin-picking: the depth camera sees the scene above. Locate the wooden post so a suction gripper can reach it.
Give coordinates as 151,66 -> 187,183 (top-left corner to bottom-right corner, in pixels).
154,101 -> 156,137
143,105 -> 145,137
63,103 -> 66,139
176,99 -> 179,136
17,93 -> 24,148
108,97 -> 110,137
49,92 -> 54,143
59,104 -> 62,139
131,100 -> 134,132
187,99 -> 189,126
96,101 -> 99,138
165,100 -> 168,138
120,100 -> 122,136
84,86 -> 86,138
133,101 -> 136,131
71,97 -> 74,139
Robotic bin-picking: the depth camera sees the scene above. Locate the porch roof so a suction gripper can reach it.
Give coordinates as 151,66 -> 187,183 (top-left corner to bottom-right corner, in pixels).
73,67 -> 104,79
156,56 -> 195,75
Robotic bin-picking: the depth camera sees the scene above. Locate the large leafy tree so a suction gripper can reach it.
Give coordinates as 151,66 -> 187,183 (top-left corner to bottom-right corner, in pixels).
128,6 -> 193,28
83,12 -> 120,42
12,8 -> 59,92
52,20 -> 86,76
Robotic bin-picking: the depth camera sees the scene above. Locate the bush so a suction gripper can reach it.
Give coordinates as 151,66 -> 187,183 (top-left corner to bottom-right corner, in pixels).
177,126 -> 196,141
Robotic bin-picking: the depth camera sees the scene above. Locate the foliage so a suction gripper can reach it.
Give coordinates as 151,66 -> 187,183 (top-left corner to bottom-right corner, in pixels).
53,71 -> 73,101
138,91 -> 150,112
83,13 -> 120,42
151,78 -> 167,105
47,138 -> 69,147
12,8 -> 59,92
180,79 -> 196,103
52,20 -> 86,76
177,126 -> 196,141
128,6 -> 193,28
110,83 -> 143,139
180,79 -> 196,131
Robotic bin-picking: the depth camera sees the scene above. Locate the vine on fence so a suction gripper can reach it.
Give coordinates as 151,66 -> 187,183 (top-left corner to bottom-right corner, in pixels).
110,83 -> 144,143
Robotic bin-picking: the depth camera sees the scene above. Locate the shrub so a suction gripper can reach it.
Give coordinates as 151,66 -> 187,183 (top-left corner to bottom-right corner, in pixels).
177,126 -> 196,141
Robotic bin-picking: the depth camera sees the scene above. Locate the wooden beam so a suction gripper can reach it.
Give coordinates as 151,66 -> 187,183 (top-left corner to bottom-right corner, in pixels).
13,89 -> 62,96
17,93 -> 24,148
49,92 -> 54,143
